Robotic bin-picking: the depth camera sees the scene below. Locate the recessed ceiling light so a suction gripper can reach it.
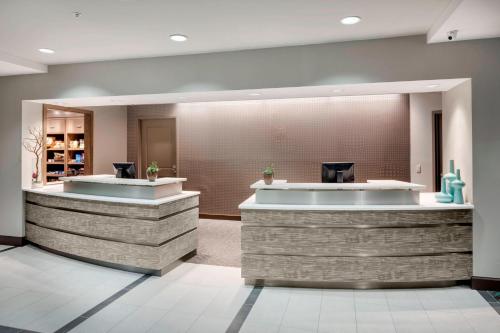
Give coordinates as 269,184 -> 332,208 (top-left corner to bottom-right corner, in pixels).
38,48 -> 55,54
427,84 -> 440,88
169,34 -> 188,42
333,89 -> 342,93
341,16 -> 361,25
248,93 -> 261,96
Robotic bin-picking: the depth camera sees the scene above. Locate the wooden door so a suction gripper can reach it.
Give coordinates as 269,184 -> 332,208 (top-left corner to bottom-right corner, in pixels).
140,119 -> 177,178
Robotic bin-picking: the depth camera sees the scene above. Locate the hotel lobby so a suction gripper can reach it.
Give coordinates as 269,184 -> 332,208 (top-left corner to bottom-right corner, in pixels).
1,1 -> 500,332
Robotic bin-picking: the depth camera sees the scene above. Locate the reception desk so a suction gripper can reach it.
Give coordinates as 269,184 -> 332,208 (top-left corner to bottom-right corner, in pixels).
24,175 -> 199,275
239,180 -> 474,288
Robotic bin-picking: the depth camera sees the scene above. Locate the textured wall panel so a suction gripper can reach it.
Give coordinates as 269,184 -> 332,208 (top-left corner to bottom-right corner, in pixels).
128,95 -> 410,215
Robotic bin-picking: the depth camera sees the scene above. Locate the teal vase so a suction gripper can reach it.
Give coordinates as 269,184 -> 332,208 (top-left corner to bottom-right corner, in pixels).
443,160 -> 457,199
435,177 -> 453,203
452,169 -> 465,204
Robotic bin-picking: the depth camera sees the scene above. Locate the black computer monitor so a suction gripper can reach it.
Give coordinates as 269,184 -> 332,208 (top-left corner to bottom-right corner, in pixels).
113,162 -> 136,179
322,162 -> 355,183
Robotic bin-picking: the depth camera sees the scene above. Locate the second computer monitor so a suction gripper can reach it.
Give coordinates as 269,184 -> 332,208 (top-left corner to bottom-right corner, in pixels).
321,162 -> 355,183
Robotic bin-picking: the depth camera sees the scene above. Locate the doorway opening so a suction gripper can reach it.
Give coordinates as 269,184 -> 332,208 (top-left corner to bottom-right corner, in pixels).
433,111 -> 443,192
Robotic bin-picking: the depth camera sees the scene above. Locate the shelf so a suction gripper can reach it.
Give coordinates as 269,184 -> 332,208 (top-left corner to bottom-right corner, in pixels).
68,163 -> 84,165
47,162 -> 65,165
47,174 -> 64,177
47,148 -> 65,151
68,148 -> 84,151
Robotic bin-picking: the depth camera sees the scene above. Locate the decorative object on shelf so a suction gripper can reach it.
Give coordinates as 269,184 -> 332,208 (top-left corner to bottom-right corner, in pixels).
79,139 -> 85,149
452,169 -> 466,204
435,177 -> 453,203
23,127 -> 43,188
75,154 -> 82,163
263,164 -> 274,185
54,152 -> 65,162
53,140 -> 65,149
46,136 -> 55,148
146,161 -> 160,182
443,159 -> 457,199
70,140 -> 79,149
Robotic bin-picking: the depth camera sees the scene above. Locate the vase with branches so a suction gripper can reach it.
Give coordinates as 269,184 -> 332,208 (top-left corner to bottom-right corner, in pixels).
23,127 -> 43,188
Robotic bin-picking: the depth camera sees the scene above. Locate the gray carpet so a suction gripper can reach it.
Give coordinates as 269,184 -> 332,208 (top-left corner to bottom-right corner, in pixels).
186,219 -> 242,267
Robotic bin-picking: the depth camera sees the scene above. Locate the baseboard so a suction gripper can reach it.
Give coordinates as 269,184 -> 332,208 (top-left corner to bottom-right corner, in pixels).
199,213 -> 241,221
0,235 -> 26,246
472,276 -> 500,291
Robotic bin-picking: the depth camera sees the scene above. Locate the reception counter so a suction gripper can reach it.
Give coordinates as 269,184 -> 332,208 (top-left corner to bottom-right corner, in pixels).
24,175 -> 199,275
239,180 -> 474,288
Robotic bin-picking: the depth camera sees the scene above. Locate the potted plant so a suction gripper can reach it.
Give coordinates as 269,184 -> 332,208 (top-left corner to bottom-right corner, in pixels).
23,127 -> 43,188
146,161 -> 160,182
263,164 -> 274,185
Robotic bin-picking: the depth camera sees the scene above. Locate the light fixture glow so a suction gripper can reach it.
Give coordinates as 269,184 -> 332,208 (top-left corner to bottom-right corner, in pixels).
38,48 -> 55,54
248,93 -> 261,96
169,34 -> 188,42
427,84 -> 440,88
333,89 -> 342,93
341,16 -> 361,25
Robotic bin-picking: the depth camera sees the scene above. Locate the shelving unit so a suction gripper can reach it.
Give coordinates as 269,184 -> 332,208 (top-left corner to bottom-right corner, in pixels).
43,105 -> 93,184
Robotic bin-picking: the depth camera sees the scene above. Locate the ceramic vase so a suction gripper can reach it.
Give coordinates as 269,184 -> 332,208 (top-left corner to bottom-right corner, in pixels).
452,169 -> 465,204
263,173 -> 273,185
435,177 -> 453,203
443,160 -> 457,199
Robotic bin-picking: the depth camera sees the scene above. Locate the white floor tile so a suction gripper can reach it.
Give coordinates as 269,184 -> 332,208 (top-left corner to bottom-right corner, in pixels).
147,310 -> 198,333
280,291 -> 322,331
107,306 -> 166,333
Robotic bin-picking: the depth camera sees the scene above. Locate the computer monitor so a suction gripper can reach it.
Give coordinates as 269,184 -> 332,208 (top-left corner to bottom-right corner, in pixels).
113,162 -> 136,179
322,162 -> 355,183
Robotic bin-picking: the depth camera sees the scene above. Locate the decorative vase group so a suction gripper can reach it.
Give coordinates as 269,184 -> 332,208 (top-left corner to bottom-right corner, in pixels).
435,159 -> 465,204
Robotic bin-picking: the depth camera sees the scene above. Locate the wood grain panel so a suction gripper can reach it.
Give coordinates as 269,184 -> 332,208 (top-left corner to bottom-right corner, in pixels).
242,253 -> 472,282
241,225 -> 472,256
26,223 -> 197,270
26,191 -> 198,220
26,203 -> 198,245
241,209 -> 472,227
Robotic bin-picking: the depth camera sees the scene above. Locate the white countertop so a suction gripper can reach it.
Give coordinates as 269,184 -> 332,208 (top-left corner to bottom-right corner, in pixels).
239,192 -> 474,211
60,174 -> 187,186
250,179 -> 426,191
24,184 -> 199,206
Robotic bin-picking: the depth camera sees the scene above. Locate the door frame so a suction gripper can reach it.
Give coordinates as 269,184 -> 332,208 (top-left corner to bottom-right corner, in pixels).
137,117 -> 178,179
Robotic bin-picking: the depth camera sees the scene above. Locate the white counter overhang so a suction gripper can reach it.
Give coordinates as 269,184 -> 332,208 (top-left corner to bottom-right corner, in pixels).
239,192 -> 474,211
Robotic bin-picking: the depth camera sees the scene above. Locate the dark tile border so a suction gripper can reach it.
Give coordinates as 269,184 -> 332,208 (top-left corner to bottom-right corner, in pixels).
53,275 -> 150,333
225,286 -> 263,333
0,325 -> 40,333
0,246 -> 16,254
478,290 -> 500,315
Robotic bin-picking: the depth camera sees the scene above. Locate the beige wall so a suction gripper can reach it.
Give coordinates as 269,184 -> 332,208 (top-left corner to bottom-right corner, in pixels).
443,80 -> 473,202
87,106 -> 128,174
409,92 -> 442,191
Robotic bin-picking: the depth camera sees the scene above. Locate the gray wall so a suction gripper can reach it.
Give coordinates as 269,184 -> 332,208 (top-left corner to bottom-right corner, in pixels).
1,35 -> 500,278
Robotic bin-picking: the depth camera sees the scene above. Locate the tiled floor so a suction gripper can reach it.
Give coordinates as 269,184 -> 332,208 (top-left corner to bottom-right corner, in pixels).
0,245 -> 13,252
1,245 -> 500,333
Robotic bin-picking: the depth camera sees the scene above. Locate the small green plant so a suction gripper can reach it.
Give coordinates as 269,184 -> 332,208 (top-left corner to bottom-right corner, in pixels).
263,164 -> 274,175
147,161 -> 160,174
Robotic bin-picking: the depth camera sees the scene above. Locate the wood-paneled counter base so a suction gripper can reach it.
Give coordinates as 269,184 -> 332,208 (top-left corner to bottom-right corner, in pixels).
240,197 -> 474,288
24,187 -> 200,276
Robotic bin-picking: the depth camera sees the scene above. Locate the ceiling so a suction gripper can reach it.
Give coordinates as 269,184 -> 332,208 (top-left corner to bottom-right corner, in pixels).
31,79 -> 469,107
1,0 -> 498,76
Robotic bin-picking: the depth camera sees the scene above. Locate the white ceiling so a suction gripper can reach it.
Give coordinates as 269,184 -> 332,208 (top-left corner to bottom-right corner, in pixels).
31,79 -> 469,107
1,0 -> 498,76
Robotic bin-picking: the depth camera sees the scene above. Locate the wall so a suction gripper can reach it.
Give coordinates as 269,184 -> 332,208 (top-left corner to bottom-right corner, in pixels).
86,106 -> 128,174
409,92 -> 442,191
443,80 -> 473,202
21,102 -> 43,190
129,95 -> 410,215
1,35 -> 500,278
